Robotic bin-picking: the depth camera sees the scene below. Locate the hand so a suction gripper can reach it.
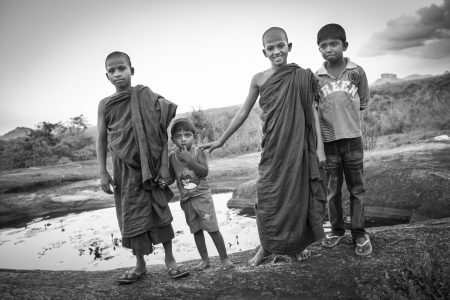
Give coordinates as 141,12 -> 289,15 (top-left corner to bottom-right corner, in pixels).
157,177 -> 167,189
100,172 -> 115,194
179,145 -> 193,163
317,148 -> 326,167
199,140 -> 224,153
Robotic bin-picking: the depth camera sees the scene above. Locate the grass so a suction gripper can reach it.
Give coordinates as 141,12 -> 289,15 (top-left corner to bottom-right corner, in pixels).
359,235 -> 449,300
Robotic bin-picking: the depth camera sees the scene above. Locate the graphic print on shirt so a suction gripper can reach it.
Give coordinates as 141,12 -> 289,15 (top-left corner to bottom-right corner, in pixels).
319,79 -> 358,99
317,72 -> 361,142
180,167 -> 199,190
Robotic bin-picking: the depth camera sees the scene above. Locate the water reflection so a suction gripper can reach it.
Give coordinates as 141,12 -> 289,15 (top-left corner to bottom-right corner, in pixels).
0,193 -> 260,271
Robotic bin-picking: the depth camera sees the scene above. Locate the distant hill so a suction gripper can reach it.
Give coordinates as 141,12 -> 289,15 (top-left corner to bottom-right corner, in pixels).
175,105 -> 241,122
366,73 -> 450,135
371,73 -> 434,86
83,105 -> 243,139
0,127 -> 32,141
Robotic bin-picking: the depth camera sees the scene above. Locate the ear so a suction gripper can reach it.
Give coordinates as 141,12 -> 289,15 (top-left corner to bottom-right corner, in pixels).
262,49 -> 268,57
130,67 -> 135,75
343,42 -> 349,51
288,42 -> 292,52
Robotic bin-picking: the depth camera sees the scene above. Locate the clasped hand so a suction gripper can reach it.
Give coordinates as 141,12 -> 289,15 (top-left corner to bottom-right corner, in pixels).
199,140 -> 223,153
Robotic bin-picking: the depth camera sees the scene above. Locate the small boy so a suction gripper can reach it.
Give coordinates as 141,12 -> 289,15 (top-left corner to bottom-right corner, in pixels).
315,24 -> 372,256
97,51 -> 189,284
167,118 -> 234,271
201,27 -> 326,266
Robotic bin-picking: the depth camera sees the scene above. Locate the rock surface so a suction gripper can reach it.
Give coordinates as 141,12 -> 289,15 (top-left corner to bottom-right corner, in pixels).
1,217 -> 449,299
228,142 -> 450,222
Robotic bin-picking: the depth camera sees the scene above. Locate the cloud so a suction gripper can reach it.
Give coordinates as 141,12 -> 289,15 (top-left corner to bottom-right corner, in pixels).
360,0 -> 450,58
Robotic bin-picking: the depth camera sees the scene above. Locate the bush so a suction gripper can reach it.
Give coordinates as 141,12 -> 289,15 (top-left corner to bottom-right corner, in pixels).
0,114 -> 96,170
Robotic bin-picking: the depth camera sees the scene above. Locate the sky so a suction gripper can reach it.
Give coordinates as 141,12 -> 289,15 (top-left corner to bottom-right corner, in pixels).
0,0 -> 449,135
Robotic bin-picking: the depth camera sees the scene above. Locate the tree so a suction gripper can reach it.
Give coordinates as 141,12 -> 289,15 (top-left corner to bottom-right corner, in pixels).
190,108 -> 215,142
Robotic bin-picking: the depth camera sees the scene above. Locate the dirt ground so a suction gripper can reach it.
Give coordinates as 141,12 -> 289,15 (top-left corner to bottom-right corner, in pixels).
1,217 -> 449,299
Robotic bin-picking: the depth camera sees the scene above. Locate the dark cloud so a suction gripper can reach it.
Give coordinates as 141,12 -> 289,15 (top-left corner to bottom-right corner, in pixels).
360,0 -> 450,58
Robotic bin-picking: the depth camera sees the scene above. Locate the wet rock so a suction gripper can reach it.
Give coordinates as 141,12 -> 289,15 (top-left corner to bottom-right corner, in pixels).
228,143 -> 450,222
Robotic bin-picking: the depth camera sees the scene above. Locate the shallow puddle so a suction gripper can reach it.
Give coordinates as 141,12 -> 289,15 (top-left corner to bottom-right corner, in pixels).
0,193 -> 262,271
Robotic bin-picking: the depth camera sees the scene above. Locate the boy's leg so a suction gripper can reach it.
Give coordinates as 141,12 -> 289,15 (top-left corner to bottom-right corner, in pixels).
342,137 -> 366,240
116,254 -> 147,284
193,230 -> 210,270
248,245 -> 270,266
208,231 -> 234,270
135,255 -> 146,273
342,137 -> 371,255
163,240 -> 190,278
322,140 -> 346,248
162,240 -> 177,268
325,141 -> 345,236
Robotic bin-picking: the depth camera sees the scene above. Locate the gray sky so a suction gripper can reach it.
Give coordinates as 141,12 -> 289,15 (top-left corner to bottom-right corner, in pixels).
0,0 -> 449,135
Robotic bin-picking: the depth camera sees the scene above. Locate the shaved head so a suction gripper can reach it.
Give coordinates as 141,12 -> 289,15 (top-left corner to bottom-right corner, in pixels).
262,27 -> 289,46
105,51 -> 132,68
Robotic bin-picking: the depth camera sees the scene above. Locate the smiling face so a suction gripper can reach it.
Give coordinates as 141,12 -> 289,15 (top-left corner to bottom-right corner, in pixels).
318,38 -> 348,64
262,30 -> 292,67
172,129 -> 195,151
105,55 -> 134,92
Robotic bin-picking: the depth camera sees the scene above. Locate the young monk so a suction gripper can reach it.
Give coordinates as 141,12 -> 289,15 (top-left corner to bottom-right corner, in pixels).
97,51 -> 189,284
201,27 -> 326,266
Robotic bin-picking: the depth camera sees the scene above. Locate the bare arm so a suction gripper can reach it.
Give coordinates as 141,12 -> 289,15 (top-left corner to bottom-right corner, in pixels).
312,104 -> 326,165
358,67 -> 370,111
165,154 -> 176,186
200,74 -> 260,153
158,141 -> 170,180
97,99 -> 114,194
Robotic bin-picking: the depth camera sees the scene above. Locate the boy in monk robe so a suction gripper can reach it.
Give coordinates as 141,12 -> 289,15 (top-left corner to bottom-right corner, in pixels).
315,24 -> 372,256
97,51 -> 189,284
201,27 -> 326,266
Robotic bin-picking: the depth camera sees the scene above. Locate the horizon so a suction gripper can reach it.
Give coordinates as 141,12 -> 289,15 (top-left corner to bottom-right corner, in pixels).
1,0 -> 449,135
0,70 -> 444,136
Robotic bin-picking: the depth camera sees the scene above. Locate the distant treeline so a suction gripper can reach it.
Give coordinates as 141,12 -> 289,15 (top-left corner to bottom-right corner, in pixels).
0,73 -> 448,170
0,115 -> 95,170
361,72 -> 450,149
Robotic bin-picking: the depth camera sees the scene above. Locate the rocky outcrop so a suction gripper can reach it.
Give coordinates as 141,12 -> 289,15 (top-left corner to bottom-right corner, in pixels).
1,217 -> 449,299
228,142 -> 450,223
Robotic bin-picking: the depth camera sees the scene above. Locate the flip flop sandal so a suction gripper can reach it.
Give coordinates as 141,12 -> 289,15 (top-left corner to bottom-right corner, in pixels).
168,265 -> 190,279
321,233 -> 345,248
355,234 -> 373,256
296,249 -> 311,261
116,270 -> 147,284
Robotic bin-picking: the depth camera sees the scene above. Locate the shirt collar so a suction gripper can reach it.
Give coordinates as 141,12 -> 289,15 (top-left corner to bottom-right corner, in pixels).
317,58 -> 357,76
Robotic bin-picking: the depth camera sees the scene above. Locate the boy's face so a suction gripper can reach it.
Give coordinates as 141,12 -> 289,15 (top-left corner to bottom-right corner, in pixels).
262,32 -> 292,67
318,38 -> 348,63
172,129 -> 195,151
105,56 -> 134,91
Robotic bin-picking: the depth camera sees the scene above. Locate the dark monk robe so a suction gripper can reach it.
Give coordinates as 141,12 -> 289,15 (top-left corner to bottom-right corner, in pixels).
256,64 -> 325,255
104,85 -> 177,239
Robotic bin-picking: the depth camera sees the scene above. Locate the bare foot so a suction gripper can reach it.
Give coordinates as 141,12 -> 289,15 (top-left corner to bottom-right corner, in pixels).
165,258 -> 178,271
219,258 -> 234,270
296,249 -> 311,261
194,260 -> 210,271
248,246 -> 269,266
